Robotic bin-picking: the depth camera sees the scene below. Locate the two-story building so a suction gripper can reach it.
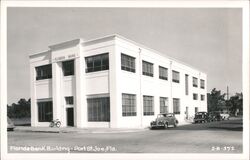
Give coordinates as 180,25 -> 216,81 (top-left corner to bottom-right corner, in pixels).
29,34 -> 207,128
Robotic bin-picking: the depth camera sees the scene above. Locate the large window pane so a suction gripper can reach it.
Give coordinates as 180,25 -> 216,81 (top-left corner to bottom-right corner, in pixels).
173,98 -> 180,114
200,79 -> 205,89
121,53 -> 136,73
85,53 -> 109,73
193,77 -> 198,87
142,61 -> 153,77
160,97 -> 168,113
159,66 -> 168,80
87,97 -> 110,122
143,95 -> 154,115
62,60 -> 74,76
122,93 -> 136,116
38,100 -> 53,122
172,70 -> 180,83
36,64 -> 52,80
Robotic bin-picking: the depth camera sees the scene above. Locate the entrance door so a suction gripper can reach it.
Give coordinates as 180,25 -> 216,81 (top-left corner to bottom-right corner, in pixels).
67,108 -> 74,126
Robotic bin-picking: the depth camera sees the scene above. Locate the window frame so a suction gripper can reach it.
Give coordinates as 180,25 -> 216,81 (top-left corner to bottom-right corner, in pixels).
193,77 -> 198,87
87,97 -> 110,122
173,98 -> 180,114
35,64 -> 52,80
65,96 -> 74,105
160,97 -> 169,113
200,79 -> 205,89
85,53 -> 109,73
159,66 -> 168,80
37,100 -> 53,122
193,93 -> 198,100
172,70 -> 180,83
143,95 -> 154,116
142,60 -> 154,77
121,53 -> 136,73
62,60 -> 74,76
122,93 -> 137,116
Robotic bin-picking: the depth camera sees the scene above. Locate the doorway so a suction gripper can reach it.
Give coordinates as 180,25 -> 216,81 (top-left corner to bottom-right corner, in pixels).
67,108 -> 74,126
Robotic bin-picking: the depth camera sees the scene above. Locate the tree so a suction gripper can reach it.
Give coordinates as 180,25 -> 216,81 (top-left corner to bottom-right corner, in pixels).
226,93 -> 243,116
7,98 -> 31,118
207,88 -> 226,112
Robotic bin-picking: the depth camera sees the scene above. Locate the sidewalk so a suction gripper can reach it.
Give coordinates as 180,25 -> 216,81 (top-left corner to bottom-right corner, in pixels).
14,126 -> 149,134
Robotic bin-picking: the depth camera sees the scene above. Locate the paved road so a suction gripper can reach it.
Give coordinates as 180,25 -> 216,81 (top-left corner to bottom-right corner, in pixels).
8,119 -> 242,153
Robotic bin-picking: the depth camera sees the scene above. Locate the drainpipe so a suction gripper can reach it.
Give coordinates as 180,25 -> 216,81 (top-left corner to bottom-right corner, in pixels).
138,48 -> 143,128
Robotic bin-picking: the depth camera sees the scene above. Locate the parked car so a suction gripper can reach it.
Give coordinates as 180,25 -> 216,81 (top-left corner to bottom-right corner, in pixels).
209,111 -> 222,121
220,112 -> 230,120
7,117 -> 15,131
150,113 -> 178,129
194,112 -> 210,123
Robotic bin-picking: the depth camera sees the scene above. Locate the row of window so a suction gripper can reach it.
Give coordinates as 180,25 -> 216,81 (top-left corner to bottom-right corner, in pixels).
37,94 -> 204,122
122,94 -> 180,116
35,53 -> 205,90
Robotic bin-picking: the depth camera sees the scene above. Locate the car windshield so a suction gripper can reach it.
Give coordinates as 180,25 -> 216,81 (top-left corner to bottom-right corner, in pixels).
157,114 -> 166,118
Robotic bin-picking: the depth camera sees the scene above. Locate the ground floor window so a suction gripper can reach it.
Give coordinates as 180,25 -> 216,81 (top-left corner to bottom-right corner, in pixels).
143,95 -> 154,116
37,100 -> 53,122
195,107 -> 198,113
122,93 -> 136,116
160,97 -> 168,113
173,98 -> 180,114
87,97 -> 110,122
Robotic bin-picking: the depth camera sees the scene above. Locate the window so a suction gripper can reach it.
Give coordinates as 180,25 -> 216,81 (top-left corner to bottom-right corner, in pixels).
172,70 -> 180,83
87,97 -> 110,122
38,100 -> 53,122
65,96 -> 74,105
62,60 -> 74,76
193,77 -> 198,87
143,96 -> 154,115
159,66 -> 168,80
85,53 -> 109,73
142,61 -> 153,77
200,79 -> 205,89
36,64 -> 52,80
160,97 -> 168,113
173,98 -> 180,114
195,107 -> 198,113
193,93 -> 198,100
201,94 -> 205,101
122,94 -> 136,116
185,74 -> 189,95
121,53 -> 135,73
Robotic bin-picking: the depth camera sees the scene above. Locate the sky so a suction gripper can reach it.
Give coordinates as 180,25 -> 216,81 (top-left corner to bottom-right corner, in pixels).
7,7 -> 242,104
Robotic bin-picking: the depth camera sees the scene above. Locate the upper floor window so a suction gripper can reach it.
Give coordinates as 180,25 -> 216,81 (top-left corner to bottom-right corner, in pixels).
193,93 -> 198,100
121,53 -> 136,73
142,61 -> 153,77
85,53 -> 109,73
173,98 -> 180,114
172,70 -> 180,83
36,64 -> 52,80
122,93 -> 136,116
159,66 -> 168,80
201,94 -> 205,101
200,79 -> 205,89
193,77 -> 198,87
62,60 -> 74,76
185,74 -> 189,95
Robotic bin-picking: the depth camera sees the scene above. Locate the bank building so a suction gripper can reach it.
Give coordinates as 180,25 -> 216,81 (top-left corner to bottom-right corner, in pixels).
29,34 -> 207,128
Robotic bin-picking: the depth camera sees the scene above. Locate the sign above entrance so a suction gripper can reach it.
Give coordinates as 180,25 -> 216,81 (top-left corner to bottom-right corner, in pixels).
52,53 -> 79,63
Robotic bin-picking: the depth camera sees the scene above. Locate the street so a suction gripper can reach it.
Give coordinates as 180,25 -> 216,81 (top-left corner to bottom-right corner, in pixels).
8,118 -> 242,153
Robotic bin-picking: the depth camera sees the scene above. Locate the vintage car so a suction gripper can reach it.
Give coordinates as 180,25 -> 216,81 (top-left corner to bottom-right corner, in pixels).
150,113 -> 178,129
194,112 -> 210,123
7,116 -> 15,131
220,112 -> 230,120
